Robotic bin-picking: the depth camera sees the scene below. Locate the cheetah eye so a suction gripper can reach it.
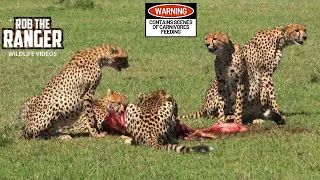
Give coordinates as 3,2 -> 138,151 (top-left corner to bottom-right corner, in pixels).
295,29 -> 300,32
205,37 -> 207,40
212,38 -> 217,41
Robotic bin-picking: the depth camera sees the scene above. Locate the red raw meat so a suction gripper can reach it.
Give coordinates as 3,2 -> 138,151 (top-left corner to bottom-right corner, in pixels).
104,110 -> 127,135
104,110 -> 246,140
201,123 -> 247,134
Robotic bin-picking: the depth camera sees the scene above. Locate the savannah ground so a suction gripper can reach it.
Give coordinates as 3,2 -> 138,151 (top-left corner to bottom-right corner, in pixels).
0,0 -> 319,179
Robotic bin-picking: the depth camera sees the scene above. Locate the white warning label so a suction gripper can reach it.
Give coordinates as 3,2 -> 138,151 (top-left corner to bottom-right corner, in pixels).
145,3 -> 197,37
145,19 -> 196,37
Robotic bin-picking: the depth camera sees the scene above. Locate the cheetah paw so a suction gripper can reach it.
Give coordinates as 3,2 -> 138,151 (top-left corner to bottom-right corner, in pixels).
95,133 -> 106,138
252,119 -> 265,124
58,135 -> 73,141
121,135 -> 132,144
217,118 -> 226,124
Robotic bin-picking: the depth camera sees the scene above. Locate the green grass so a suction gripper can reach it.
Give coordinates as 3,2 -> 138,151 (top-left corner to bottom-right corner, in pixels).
1,0 -> 320,179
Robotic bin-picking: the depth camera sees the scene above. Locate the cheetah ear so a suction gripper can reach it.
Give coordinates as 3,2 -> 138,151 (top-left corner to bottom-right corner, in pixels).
165,94 -> 172,101
282,25 -> 288,33
107,88 -> 113,96
139,93 -> 150,100
222,33 -> 231,43
138,93 -> 143,99
122,97 -> 129,106
109,47 -> 119,54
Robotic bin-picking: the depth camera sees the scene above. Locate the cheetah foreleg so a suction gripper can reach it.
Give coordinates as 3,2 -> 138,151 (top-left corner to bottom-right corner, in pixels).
216,77 -> 226,123
83,86 -> 105,138
234,81 -> 244,124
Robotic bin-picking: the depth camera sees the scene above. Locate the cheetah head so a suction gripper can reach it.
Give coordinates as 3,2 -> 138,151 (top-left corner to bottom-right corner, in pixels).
103,45 -> 129,71
284,24 -> 307,45
137,90 -> 176,106
105,89 -> 129,114
137,90 -> 168,105
150,90 -> 173,102
204,32 -> 231,54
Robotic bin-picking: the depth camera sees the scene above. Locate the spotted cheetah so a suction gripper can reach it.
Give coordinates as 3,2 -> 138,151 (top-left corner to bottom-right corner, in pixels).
179,32 -> 246,124
243,24 -> 307,123
60,88 -> 128,135
180,25 -> 307,125
125,90 -> 212,153
20,45 -> 129,139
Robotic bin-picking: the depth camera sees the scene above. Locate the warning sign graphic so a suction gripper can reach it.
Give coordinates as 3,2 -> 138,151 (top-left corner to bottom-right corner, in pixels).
145,3 -> 197,37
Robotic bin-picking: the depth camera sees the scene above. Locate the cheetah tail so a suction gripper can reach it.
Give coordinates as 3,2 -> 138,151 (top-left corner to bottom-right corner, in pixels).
19,96 -> 37,122
178,108 -> 206,119
148,138 -> 213,153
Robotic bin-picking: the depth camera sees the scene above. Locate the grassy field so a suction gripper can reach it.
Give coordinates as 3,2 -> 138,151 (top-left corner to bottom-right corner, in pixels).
1,0 -> 320,179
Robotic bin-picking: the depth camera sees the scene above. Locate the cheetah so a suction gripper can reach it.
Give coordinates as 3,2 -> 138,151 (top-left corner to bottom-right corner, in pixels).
179,32 -> 246,124
180,25 -> 307,125
60,88 -> 128,135
242,24 -> 307,123
20,45 -> 129,139
125,90 -> 212,153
